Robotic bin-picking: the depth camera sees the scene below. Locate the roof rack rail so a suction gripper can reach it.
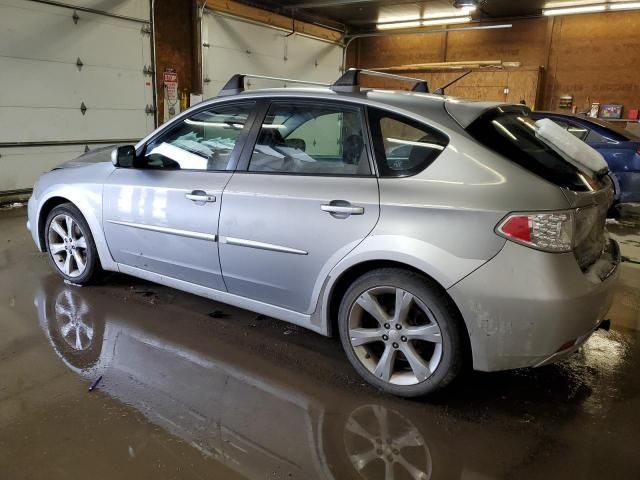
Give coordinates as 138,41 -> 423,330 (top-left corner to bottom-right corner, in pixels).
218,74 -> 330,97
331,68 -> 429,93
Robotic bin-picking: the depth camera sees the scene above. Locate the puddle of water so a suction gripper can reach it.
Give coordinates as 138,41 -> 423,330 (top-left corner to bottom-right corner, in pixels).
2,203 -> 640,479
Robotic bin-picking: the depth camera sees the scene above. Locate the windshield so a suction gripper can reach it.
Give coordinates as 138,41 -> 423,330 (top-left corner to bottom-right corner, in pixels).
467,108 -> 605,192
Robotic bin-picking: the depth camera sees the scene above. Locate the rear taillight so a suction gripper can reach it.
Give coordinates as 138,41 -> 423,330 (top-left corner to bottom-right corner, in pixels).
496,211 -> 574,252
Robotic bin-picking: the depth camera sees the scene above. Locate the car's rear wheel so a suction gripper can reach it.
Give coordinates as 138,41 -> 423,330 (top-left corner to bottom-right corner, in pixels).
45,203 -> 101,285
338,268 -> 464,397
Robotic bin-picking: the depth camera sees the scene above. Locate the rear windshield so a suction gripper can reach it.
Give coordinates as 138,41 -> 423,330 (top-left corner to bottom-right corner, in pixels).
467,108 -> 596,192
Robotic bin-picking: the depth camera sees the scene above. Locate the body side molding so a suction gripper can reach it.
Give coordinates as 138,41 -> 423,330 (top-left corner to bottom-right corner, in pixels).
107,220 -> 217,242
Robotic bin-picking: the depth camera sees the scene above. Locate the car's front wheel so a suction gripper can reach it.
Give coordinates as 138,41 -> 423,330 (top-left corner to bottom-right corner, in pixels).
45,203 -> 101,285
338,268 -> 464,397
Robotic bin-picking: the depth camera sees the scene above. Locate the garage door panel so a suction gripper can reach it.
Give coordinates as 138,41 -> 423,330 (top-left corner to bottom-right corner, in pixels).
0,0 -> 149,22
207,14 -> 288,59
203,12 -> 343,99
205,48 -> 286,86
0,107 -> 149,143
0,0 -> 153,192
61,0 -> 150,21
279,42 -> 341,81
0,1 -> 149,70
206,80 -> 227,95
0,58 -> 149,109
282,35 -> 342,79
0,143 -> 117,191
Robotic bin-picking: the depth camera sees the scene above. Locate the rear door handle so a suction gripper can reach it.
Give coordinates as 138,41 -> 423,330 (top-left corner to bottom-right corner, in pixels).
321,203 -> 364,215
186,190 -> 216,203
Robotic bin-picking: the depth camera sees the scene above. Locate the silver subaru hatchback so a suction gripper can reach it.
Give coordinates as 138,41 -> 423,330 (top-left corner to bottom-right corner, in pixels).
27,71 -> 620,397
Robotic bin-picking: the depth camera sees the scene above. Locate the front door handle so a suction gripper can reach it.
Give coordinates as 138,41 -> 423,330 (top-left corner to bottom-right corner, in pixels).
321,201 -> 365,217
186,190 -> 216,203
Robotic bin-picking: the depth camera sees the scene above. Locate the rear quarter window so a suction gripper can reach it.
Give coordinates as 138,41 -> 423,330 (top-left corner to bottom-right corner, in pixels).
368,108 -> 449,177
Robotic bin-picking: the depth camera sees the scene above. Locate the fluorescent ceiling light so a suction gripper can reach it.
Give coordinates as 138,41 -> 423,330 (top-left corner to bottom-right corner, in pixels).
543,4 -> 606,15
543,2 -> 640,15
377,16 -> 471,30
422,16 -> 471,26
376,14 -> 421,23
377,20 -> 422,30
424,8 -> 474,18
377,6 -> 475,29
610,1 -> 640,10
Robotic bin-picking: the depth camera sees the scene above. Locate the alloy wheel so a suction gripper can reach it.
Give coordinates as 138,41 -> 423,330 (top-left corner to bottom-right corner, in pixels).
48,214 -> 88,278
348,286 -> 443,386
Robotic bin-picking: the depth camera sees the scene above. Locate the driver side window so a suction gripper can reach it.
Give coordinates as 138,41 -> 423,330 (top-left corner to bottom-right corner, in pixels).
142,102 -> 255,171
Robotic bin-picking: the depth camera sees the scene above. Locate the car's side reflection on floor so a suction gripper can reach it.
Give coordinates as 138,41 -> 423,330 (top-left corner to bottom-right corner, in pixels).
33,280 -> 434,480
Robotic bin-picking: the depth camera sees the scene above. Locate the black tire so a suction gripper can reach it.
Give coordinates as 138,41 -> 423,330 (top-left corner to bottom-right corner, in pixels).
607,204 -> 621,219
338,268 -> 464,398
44,203 -> 102,285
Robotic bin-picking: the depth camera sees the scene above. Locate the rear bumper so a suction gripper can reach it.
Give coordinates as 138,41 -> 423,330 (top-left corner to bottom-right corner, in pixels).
532,319 -> 606,367
448,238 -> 620,371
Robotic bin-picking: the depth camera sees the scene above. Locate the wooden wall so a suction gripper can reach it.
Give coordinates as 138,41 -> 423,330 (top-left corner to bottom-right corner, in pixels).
353,68 -> 541,107
351,10 -> 640,113
154,0 -> 198,123
543,11 -> 640,113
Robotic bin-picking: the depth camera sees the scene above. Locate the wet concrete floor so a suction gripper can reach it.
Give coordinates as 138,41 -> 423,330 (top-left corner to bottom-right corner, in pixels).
1,206 -> 640,479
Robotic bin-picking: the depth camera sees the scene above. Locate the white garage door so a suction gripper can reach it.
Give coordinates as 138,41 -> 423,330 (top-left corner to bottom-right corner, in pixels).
0,0 -> 155,193
201,11 -> 344,98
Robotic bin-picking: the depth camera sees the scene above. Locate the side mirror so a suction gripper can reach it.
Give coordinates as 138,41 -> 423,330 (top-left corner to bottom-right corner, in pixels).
111,145 -> 136,168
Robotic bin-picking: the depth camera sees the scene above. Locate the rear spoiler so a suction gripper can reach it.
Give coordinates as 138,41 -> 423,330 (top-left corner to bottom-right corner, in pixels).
445,103 -> 530,129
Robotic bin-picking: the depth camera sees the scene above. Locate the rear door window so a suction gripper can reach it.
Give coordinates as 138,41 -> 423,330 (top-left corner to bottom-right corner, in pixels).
467,108 -> 600,191
368,108 -> 449,177
248,102 -> 372,175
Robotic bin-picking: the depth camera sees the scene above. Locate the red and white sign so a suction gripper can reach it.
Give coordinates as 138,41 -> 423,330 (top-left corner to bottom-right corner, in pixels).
163,68 -> 179,122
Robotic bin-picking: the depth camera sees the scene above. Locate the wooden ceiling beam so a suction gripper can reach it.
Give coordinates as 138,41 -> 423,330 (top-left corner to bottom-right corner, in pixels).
205,0 -> 343,43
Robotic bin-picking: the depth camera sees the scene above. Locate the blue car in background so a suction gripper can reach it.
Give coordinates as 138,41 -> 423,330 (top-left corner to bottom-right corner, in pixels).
530,112 -> 640,205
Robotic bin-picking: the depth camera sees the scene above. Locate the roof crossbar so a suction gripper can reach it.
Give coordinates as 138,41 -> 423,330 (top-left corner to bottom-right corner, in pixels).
331,68 -> 429,93
218,74 -> 330,97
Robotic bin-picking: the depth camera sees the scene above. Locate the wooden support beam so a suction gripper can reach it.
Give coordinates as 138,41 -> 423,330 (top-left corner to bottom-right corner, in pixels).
375,60 -> 504,72
205,0 -> 343,43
